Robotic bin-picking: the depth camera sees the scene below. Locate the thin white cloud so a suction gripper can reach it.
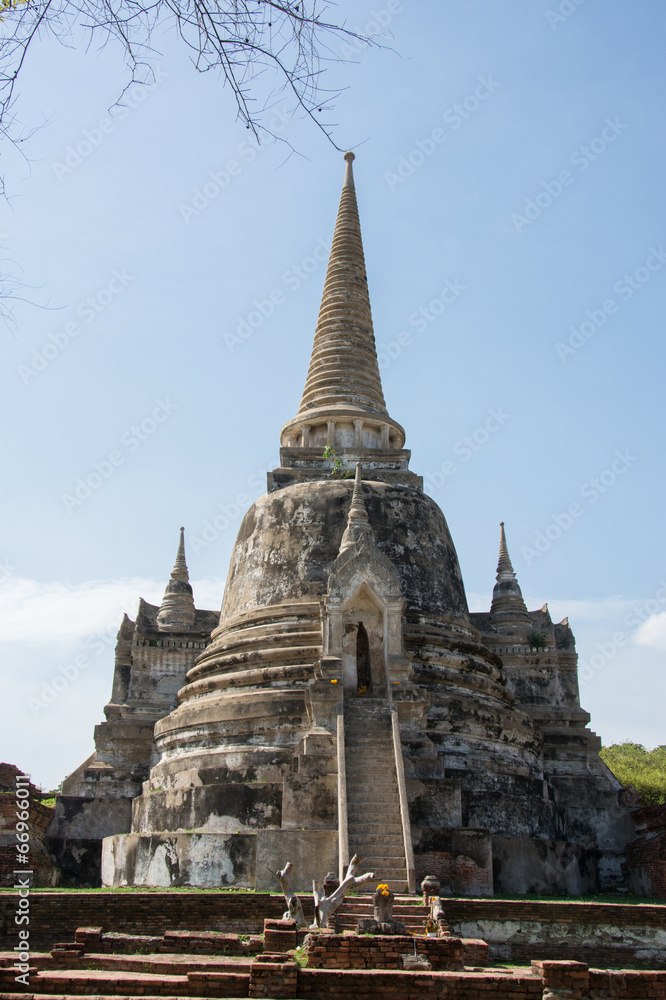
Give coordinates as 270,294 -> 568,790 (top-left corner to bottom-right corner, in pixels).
0,576 -> 224,643
634,612 -> 666,651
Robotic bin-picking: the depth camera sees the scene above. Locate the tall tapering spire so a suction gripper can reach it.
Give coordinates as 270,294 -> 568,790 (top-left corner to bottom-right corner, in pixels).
339,463 -> 374,553
279,153 -> 406,457
489,522 -> 531,631
157,527 -> 196,631
299,151 -> 386,415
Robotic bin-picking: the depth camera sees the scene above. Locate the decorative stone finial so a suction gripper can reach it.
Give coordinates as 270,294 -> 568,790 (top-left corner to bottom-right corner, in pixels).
343,150 -> 355,188
339,463 -> 374,553
157,527 -> 197,631
489,521 -> 530,630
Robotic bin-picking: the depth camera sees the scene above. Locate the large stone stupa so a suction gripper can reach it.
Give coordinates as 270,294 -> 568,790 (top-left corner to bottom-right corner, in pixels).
51,154 -> 634,895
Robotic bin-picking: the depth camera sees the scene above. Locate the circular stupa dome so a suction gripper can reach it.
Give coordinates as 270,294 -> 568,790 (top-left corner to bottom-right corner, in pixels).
220,479 -> 469,623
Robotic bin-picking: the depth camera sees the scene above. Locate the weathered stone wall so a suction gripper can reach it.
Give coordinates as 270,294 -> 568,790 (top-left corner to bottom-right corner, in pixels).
412,827 -> 494,896
445,898 -> 666,968
492,835 -> 598,896
624,805 -> 666,899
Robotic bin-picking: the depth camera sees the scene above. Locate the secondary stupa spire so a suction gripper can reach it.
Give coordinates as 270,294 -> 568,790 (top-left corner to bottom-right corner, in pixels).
489,522 -> 531,631
339,463 -> 374,553
279,153 -> 406,455
157,527 -> 196,631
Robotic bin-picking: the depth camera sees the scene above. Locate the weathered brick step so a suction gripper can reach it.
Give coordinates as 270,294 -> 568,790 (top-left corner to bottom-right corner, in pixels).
361,870 -> 408,882
347,784 -> 398,802
72,953 -> 253,974
349,836 -> 404,848
346,767 -> 395,777
346,787 -> 398,799
345,723 -> 391,731
354,859 -> 406,872
345,854 -> 407,866
347,790 -> 400,801
348,822 -> 403,835
349,826 -> 402,836
335,914 -> 423,929
345,754 -> 393,762
345,725 -> 389,733
338,901 -> 427,915
347,792 -> 399,804
345,727 -> 390,734
344,772 -> 398,786
24,967 -> 250,997
347,804 -> 400,816
344,699 -> 388,709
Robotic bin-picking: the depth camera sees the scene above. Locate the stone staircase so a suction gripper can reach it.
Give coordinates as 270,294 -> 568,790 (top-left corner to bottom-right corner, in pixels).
335,894 -> 430,933
344,696 -> 409,892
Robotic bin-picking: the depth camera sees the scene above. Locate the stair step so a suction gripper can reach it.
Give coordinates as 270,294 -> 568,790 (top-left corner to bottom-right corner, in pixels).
345,752 -> 393,760
346,854 -> 407,864
349,835 -> 404,847
347,805 -> 401,817
347,795 -> 399,806
346,740 -> 391,746
347,821 -> 403,834
344,743 -> 393,752
345,769 -> 397,781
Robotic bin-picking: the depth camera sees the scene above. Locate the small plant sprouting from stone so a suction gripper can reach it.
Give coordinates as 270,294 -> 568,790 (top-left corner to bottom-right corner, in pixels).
322,443 -> 353,478
527,631 -> 548,651
293,945 -> 308,968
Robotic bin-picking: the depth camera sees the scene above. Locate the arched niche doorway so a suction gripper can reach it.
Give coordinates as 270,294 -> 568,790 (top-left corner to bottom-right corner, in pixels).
340,584 -> 386,697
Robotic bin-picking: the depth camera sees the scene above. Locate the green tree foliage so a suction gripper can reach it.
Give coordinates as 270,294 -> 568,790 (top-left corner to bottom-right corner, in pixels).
600,742 -> 666,807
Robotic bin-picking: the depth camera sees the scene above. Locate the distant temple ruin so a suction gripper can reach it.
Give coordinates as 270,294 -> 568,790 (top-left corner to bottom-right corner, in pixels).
48,153 -> 634,894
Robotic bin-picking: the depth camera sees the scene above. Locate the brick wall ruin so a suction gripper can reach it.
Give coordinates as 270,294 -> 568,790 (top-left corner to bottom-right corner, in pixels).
624,805 -> 666,899
0,763 -> 59,888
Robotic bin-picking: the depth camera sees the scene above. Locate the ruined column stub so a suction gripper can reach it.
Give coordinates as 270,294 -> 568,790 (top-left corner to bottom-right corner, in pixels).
489,522 -> 531,632
156,527 -> 196,631
275,154 -> 415,489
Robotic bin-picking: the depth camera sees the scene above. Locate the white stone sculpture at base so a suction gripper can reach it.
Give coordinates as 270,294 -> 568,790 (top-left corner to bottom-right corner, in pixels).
311,853 -> 374,929
269,861 -> 306,928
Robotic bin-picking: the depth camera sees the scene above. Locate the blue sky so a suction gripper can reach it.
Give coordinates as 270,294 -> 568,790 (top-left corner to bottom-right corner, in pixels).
1,0 -> 665,790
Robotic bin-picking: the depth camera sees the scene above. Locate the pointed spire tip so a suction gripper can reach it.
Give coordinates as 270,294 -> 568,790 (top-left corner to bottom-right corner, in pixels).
490,520 -> 529,626
157,526 -> 196,630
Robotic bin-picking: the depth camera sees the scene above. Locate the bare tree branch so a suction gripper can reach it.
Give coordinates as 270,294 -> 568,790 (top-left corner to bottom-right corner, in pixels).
0,0 -> 376,156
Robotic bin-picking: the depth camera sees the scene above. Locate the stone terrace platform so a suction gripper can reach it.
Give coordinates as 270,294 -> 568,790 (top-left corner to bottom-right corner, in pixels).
2,891 -> 665,968
1,900 -> 666,1000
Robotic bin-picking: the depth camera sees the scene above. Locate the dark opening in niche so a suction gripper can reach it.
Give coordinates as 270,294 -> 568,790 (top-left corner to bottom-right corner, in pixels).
356,622 -> 372,694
